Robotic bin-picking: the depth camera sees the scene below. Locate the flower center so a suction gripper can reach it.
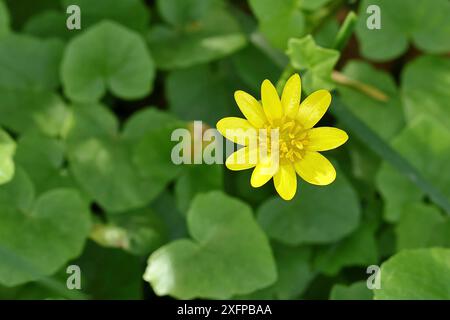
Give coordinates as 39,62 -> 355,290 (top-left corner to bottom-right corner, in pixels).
259,118 -> 309,163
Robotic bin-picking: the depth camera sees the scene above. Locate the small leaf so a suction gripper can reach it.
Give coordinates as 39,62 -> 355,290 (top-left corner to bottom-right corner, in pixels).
287,35 -> 340,93
62,21 -> 155,103
144,191 -> 277,299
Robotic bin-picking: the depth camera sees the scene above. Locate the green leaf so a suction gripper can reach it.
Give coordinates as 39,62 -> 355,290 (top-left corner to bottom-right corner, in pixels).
0,128 -> 15,185
0,34 -> 62,90
375,248 -> 450,299
249,0 -> 305,49
401,55 -> 450,131
61,21 -> 155,103
356,0 -> 450,61
144,191 -> 277,299
376,115 -> 450,221
338,60 -> 404,141
287,35 -> 340,93
0,168 -> 91,286
15,132 -> 77,193
257,166 -> 361,245
314,223 -> 378,276
0,0 -> 10,38
396,203 -> 450,250
0,34 -> 69,135
166,63 -> 240,125
148,3 -> 246,69
330,281 -> 373,300
61,0 -> 150,33
175,164 -> 223,213
66,105 -> 183,212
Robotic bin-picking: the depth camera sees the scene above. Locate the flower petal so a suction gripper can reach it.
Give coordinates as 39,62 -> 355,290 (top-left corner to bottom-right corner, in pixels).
225,146 -> 258,171
306,127 -> 348,151
216,117 -> 257,145
281,73 -> 301,119
274,163 -> 297,200
250,156 -> 278,188
261,79 -> 283,123
294,151 -> 336,185
234,90 -> 267,128
296,89 -> 331,129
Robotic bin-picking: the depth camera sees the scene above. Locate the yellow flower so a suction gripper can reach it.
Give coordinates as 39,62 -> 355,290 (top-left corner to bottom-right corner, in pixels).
216,73 -> 348,200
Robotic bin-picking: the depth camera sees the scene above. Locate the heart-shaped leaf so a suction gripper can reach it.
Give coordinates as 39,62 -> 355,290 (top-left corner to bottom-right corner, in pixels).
144,191 -> 277,299
61,21 -> 155,103
0,168 -> 91,286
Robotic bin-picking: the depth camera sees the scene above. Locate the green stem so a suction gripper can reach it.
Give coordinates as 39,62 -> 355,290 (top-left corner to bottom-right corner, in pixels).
332,70 -> 389,102
332,11 -> 357,51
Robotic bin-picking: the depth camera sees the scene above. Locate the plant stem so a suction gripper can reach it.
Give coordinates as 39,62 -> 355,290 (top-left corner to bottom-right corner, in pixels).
332,70 -> 389,102
332,11 -> 357,51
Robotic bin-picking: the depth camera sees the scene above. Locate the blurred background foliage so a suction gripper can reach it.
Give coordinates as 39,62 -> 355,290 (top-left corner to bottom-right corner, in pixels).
0,0 -> 449,300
